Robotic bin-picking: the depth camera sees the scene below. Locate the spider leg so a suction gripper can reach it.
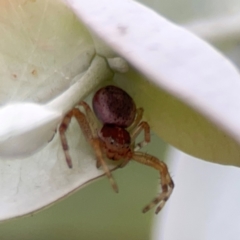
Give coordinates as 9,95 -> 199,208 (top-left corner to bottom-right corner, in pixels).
131,121 -> 150,151
59,104 -> 118,193
59,111 -> 75,168
119,121 -> 151,169
132,152 -> 174,214
78,101 -> 98,135
59,108 -> 95,168
119,109 -> 148,168
128,108 -> 143,132
79,101 -> 101,168
89,138 -> 119,193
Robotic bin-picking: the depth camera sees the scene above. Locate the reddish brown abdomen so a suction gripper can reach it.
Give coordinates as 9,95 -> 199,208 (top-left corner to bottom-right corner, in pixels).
93,85 -> 136,128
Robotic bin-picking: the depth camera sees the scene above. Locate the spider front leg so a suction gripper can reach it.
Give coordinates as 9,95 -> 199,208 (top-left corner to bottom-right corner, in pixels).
59,111 -> 75,168
119,118 -> 150,168
131,121 -> 150,151
78,101 -> 102,168
59,103 -> 118,192
128,108 -> 143,132
129,108 -> 150,151
132,152 -> 174,214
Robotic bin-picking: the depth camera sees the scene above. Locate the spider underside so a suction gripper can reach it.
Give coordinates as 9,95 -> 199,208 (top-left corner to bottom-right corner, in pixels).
59,101 -> 174,214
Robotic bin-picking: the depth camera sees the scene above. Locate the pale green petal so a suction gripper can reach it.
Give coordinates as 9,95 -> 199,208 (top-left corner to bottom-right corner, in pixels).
0,0 -> 114,221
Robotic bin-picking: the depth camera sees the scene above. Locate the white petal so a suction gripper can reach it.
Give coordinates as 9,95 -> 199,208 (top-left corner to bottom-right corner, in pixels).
153,148 -> 240,240
2,0 -> 240,222
0,103 -> 61,158
0,0 -> 114,221
66,0 -> 240,166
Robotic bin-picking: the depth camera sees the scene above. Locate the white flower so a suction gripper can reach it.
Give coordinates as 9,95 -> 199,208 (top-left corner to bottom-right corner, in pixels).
1,1 -> 240,239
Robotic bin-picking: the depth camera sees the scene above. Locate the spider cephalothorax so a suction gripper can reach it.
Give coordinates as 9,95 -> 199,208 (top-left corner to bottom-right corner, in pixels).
98,124 -> 132,160
59,85 -> 174,214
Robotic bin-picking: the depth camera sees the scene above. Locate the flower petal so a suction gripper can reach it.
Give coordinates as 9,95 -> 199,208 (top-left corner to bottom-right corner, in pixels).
66,0 -> 240,166
0,0 -> 114,221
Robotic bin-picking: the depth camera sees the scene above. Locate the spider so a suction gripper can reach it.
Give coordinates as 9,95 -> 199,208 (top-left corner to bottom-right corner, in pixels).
59,85 -> 174,214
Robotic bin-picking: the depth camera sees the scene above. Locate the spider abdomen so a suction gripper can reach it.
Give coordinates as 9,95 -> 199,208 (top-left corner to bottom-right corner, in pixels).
92,85 -> 136,128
